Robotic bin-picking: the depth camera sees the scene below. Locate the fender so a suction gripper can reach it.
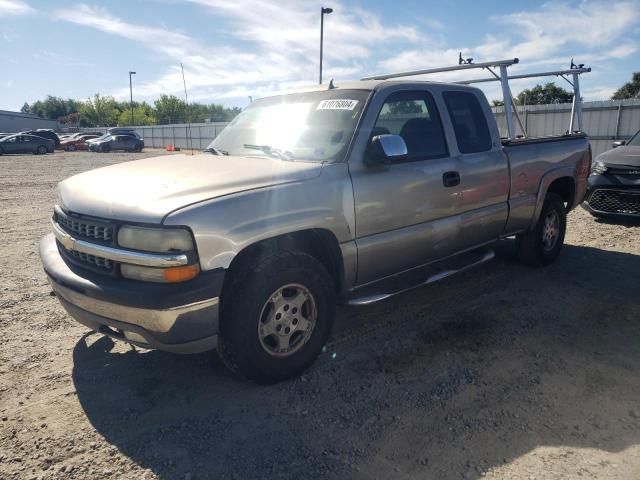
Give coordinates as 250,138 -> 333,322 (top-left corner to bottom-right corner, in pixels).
529,165 -> 576,230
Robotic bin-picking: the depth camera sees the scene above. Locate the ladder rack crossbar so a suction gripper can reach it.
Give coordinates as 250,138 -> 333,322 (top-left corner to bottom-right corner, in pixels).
455,67 -> 591,85
360,56 -> 590,140
360,58 -> 519,81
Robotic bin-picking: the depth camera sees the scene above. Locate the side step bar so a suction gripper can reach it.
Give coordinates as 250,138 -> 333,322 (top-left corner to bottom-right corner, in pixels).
344,248 -> 495,306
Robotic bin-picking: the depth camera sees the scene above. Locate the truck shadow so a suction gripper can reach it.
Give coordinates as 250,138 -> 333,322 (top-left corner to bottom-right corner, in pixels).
72,242 -> 640,479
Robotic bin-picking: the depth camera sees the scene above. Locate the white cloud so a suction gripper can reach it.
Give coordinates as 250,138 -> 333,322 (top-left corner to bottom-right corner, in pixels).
52,1 -> 639,105
53,4 -> 195,59
582,85 -> 617,100
0,0 -> 33,16
55,1 -> 427,102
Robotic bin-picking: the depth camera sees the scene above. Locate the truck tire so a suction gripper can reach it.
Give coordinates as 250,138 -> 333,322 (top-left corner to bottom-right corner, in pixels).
516,192 -> 566,266
218,251 -> 335,384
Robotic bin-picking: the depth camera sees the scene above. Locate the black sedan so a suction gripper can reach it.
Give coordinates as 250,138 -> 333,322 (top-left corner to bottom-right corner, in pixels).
0,134 -> 54,155
20,129 -> 61,148
583,129 -> 640,219
88,134 -> 144,153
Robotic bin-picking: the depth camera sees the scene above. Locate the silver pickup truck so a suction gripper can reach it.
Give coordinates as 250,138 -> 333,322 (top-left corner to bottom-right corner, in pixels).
40,79 -> 592,383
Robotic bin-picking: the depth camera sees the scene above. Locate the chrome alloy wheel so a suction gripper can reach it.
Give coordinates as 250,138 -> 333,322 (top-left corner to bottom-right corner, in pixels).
542,210 -> 560,251
258,283 -> 317,357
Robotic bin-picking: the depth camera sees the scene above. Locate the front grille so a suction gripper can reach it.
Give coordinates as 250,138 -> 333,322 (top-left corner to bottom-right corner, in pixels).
54,209 -> 114,243
588,189 -> 640,215
59,244 -> 115,273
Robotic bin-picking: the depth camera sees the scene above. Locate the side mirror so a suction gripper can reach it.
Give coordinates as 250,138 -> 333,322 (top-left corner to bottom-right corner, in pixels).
367,134 -> 408,164
612,140 -> 626,148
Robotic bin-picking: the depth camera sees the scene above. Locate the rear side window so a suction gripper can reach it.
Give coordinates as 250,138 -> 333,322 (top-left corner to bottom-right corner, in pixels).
443,91 -> 492,154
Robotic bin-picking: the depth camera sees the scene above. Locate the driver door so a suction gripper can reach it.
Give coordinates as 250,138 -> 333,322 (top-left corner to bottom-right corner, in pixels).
349,89 -> 464,285
3,136 -> 19,154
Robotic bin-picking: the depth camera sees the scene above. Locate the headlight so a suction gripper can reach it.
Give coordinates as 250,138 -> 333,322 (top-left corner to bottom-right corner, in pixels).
117,226 -> 194,253
591,161 -> 608,175
121,263 -> 200,283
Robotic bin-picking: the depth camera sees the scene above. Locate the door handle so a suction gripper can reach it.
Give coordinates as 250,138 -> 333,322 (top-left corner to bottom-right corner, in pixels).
442,171 -> 460,187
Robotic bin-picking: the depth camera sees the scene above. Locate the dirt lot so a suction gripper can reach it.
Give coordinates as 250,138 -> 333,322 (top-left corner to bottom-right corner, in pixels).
1,150 -> 639,480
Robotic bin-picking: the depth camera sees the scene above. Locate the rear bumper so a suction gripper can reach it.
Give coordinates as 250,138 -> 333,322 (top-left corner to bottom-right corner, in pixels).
40,233 -> 224,354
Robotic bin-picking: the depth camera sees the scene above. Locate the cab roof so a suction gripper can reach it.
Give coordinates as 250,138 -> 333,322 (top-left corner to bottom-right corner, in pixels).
276,79 -> 473,96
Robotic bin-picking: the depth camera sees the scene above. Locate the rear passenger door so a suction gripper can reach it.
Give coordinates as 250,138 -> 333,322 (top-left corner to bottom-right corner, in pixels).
111,136 -> 124,150
441,89 -> 510,246
350,89 -> 465,285
20,136 -> 35,153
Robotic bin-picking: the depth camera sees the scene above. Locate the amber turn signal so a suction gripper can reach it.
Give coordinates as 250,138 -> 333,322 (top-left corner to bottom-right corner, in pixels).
163,263 -> 200,283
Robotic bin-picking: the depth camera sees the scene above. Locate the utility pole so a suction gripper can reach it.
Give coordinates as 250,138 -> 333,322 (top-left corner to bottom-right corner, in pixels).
129,71 -> 136,125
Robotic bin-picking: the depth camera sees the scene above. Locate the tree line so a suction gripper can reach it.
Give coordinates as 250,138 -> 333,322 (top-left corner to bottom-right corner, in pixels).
20,94 -> 242,127
491,71 -> 640,107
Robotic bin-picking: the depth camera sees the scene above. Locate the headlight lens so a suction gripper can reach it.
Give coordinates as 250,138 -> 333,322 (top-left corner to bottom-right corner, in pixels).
117,226 -> 194,253
591,161 -> 608,175
121,263 -> 200,283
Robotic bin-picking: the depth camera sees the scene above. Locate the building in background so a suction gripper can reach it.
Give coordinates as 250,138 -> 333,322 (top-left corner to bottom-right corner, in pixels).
0,110 -> 59,133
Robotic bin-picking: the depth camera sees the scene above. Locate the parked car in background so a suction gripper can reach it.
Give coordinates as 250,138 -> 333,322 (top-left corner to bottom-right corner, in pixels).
20,129 -> 60,148
0,134 -> 54,154
583,128 -> 640,219
88,134 -> 144,152
59,134 -> 101,151
85,128 -> 142,146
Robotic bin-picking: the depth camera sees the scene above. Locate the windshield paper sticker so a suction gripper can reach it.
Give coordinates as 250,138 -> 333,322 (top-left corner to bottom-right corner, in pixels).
317,99 -> 359,110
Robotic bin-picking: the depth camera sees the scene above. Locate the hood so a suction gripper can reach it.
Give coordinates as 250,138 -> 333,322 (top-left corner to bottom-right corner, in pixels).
58,153 -> 323,223
596,145 -> 640,167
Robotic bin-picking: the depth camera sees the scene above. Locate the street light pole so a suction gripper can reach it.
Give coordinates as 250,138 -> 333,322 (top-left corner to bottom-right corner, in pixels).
319,7 -> 333,84
129,71 -> 136,125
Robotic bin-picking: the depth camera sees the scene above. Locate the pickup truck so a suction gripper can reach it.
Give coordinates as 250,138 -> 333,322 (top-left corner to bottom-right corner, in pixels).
40,80 -> 592,383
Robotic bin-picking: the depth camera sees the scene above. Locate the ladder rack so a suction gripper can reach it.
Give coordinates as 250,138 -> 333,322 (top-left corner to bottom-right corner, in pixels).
361,55 -> 591,140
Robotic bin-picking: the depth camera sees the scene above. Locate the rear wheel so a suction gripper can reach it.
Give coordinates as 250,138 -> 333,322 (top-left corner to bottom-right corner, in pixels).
218,251 -> 335,384
134,144 -> 143,152
516,192 -> 566,266
36,145 -> 47,155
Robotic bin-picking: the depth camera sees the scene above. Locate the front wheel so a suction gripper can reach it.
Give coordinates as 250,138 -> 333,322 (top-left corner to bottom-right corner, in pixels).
101,145 -> 111,153
36,145 -> 47,155
67,144 -> 76,152
516,192 -> 566,266
218,251 -> 335,384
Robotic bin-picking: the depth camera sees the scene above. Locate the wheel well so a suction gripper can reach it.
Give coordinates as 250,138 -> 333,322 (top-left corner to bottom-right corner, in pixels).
547,177 -> 575,211
223,229 -> 345,295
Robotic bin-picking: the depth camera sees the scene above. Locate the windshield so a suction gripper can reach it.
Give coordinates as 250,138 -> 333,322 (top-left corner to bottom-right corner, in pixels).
207,89 -> 370,162
628,128 -> 640,147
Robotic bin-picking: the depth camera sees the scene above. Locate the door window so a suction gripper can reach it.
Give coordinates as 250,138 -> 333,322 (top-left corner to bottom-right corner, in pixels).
372,91 -> 448,161
443,91 -> 492,153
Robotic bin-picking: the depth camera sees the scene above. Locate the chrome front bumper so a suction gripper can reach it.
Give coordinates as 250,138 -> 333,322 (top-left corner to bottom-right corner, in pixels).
40,233 -> 223,354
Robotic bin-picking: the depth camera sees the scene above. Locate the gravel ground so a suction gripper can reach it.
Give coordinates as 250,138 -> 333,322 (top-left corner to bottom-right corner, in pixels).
1,150 -> 639,480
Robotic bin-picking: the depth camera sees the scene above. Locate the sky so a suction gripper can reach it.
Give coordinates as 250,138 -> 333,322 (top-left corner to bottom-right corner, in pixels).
0,0 -> 639,111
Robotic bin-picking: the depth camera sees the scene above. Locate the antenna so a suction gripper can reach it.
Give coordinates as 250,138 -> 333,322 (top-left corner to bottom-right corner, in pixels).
181,63 -> 194,155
